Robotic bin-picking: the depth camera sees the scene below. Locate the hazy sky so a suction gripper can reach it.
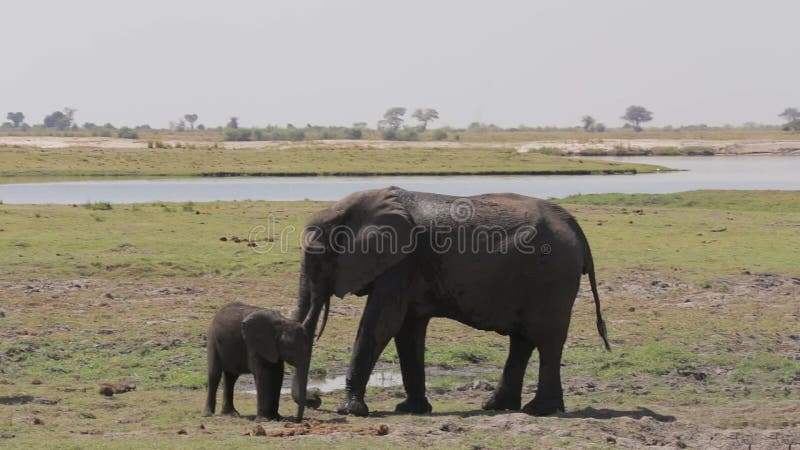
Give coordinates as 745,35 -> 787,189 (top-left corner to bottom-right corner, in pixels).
2,0 -> 798,128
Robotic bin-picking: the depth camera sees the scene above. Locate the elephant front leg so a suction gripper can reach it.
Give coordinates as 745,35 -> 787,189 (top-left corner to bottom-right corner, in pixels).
483,334 -> 534,411
338,284 -> 407,417
394,315 -> 432,414
254,361 -> 284,422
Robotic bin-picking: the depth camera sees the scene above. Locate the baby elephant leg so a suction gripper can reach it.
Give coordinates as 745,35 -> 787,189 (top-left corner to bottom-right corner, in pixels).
254,361 -> 285,422
220,372 -> 240,416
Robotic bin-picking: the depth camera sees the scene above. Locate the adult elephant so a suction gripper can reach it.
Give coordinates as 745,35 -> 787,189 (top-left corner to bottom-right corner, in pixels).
292,186 -> 610,417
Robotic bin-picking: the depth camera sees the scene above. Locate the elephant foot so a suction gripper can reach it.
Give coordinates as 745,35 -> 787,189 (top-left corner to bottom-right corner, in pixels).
336,396 -> 369,417
522,397 -> 564,416
220,407 -> 240,417
482,390 -> 521,411
254,413 -> 281,422
395,397 -> 432,414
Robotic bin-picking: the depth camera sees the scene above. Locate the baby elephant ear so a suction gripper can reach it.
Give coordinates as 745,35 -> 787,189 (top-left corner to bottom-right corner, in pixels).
241,310 -> 280,363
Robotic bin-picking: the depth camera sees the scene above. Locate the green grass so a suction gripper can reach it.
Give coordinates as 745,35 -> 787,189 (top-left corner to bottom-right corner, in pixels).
1,190 -> 798,446
0,145 -> 666,181
562,190 -> 800,212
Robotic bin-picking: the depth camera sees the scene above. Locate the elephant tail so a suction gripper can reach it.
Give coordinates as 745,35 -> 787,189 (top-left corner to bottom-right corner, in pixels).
576,222 -> 611,351
588,261 -> 611,351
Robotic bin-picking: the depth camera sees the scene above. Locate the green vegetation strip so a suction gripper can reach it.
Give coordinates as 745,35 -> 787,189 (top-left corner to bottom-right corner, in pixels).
0,146 -> 666,181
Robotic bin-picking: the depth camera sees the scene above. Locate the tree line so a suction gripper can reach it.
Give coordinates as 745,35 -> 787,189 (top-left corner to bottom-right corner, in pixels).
3,105 -> 799,141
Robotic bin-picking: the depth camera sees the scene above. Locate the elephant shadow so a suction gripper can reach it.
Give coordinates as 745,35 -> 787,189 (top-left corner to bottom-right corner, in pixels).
560,406 -> 676,422
370,406 -> 675,423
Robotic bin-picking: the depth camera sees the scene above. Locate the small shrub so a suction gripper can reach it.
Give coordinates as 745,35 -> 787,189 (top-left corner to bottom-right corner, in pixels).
345,128 -> 363,139
223,128 -> 252,141
397,129 -> 419,141
84,202 -> 112,211
181,202 -> 195,212
117,127 -> 139,139
382,129 -> 398,140
432,129 -> 448,141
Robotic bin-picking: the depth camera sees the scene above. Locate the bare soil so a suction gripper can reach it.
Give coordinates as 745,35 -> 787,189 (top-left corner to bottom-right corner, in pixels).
1,271 -> 798,448
2,135 -> 800,155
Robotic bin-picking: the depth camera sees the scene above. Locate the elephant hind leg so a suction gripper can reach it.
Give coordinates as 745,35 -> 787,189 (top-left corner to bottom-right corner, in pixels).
394,315 -> 432,414
483,334 -> 534,411
523,339 -> 565,416
220,372 -> 240,416
204,359 -> 222,416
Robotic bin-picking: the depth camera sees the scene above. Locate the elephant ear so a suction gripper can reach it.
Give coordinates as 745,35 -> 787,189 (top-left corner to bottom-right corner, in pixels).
241,310 -> 280,363
333,187 -> 413,298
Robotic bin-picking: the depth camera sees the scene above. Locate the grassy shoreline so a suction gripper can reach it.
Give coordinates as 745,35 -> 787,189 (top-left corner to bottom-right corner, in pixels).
0,146 -> 668,182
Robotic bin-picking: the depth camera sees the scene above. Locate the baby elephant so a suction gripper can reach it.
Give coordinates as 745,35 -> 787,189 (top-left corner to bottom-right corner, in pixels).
204,302 -> 320,422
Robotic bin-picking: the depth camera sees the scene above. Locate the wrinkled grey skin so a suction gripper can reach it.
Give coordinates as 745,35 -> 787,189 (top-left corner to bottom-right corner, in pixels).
204,302 -> 321,422
294,186 -> 610,418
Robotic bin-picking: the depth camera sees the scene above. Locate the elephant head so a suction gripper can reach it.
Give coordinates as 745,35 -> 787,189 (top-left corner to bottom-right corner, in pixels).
292,186 -> 414,393
242,309 -> 319,422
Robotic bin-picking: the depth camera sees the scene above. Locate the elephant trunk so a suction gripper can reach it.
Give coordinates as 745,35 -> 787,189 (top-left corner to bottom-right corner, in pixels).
291,357 -> 309,422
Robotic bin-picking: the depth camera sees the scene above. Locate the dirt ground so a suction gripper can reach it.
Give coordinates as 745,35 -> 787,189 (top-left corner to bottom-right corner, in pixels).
1,271 -> 798,448
1,135 -> 800,155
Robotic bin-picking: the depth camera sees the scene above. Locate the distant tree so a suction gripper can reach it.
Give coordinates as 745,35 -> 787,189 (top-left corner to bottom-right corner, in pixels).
594,123 -> 607,132
6,112 -> 24,128
412,108 -> 439,131
227,117 -> 239,129
82,122 -> 98,130
352,122 -> 368,129
63,107 -> 77,127
184,114 -> 198,130
621,105 -> 653,132
196,124 -> 205,130
581,115 -> 596,131
43,111 -> 70,130
102,122 -> 116,130
382,107 -> 406,130
782,120 -> 800,132
779,107 -> 800,123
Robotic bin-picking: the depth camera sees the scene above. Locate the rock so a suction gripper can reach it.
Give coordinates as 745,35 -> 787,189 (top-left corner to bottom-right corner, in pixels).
677,370 -> 707,381
103,293 -> 114,300
471,380 -> 494,391
440,422 -> 466,433
628,307 -> 635,312
0,309 -> 5,318
219,237 -> 227,242
710,226 -> 727,232
32,418 -> 44,425
177,429 -> 187,435
80,412 -> 97,419
676,440 -> 687,448
605,436 -> 617,444
99,382 -> 136,396
30,379 -> 43,385
99,386 -> 115,397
